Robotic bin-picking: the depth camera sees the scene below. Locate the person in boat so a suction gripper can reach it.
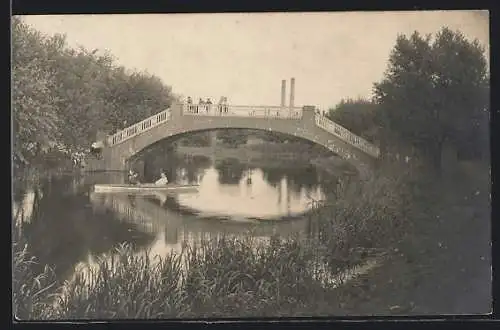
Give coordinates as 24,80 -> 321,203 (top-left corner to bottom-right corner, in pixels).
155,170 -> 169,185
127,169 -> 140,185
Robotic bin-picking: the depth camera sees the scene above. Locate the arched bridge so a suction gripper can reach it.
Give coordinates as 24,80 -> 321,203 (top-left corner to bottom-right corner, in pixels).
87,102 -> 380,176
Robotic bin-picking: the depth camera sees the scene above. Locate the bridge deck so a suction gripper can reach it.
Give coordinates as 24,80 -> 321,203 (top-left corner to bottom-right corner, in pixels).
89,103 -> 380,177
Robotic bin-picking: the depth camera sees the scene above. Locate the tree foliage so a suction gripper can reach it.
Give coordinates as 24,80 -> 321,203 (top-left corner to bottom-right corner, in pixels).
247,130 -> 311,145
326,98 -> 379,142
373,27 -> 489,170
178,132 -> 212,147
12,17 -> 176,169
217,129 -> 248,147
12,17 -> 63,166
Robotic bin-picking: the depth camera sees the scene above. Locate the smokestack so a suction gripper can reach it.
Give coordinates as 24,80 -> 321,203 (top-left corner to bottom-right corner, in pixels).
289,77 -> 295,111
281,80 -> 287,108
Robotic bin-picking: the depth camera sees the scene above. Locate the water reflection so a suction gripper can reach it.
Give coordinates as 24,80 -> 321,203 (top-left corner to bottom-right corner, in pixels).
13,175 -> 154,282
175,167 -> 323,219
142,154 -> 211,184
89,191 -> 309,240
139,154 -> 326,220
215,158 -> 246,184
13,153 -> 345,290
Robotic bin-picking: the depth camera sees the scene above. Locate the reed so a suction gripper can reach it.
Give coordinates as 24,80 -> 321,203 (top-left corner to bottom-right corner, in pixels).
13,162 -> 422,319
14,234 -> 343,319
12,240 -> 59,320
306,160 -> 422,274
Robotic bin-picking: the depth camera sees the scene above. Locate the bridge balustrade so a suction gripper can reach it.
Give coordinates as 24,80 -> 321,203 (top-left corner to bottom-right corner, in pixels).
101,102 -> 379,160
314,114 -> 380,158
107,108 -> 171,146
183,103 -> 303,119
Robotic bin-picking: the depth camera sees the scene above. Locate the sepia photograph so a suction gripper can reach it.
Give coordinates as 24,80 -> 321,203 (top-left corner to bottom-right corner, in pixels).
12,10 -> 490,320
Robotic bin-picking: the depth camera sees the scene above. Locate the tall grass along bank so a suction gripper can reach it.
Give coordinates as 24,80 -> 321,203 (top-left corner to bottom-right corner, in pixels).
13,162 -> 419,319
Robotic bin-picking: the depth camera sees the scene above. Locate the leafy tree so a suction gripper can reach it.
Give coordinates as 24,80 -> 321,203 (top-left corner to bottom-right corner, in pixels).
373,27 -> 489,171
12,17 -> 176,170
249,130 -> 309,144
217,129 -> 248,147
12,17 -> 63,167
46,47 -> 114,148
326,97 -> 379,142
178,131 -> 212,147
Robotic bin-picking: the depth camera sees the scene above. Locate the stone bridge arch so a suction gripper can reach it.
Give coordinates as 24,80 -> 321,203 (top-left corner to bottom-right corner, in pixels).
90,103 -> 380,178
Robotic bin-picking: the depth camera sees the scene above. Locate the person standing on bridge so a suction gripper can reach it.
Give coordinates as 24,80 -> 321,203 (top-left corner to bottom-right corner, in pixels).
205,98 -> 213,113
222,96 -> 229,113
218,96 -> 229,114
186,96 -> 193,113
217,96 -> 224,115
197,98 -> 204,114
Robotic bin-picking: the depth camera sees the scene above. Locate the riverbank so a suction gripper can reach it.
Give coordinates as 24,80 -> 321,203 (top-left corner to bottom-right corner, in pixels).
322,160 -> 491,315
176,143 -> 353,175
12,158 -> 412,319
309,156 -> 358,176
177,142 -> 329,161
12,159 -> 490,319
12,233 -> 382,319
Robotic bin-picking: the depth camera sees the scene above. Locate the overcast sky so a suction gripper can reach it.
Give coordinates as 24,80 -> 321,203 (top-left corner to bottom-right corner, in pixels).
20,11 -> 489,110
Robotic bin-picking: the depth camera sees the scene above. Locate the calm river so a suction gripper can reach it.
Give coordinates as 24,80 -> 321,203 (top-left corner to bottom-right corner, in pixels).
13,152 -> 347,285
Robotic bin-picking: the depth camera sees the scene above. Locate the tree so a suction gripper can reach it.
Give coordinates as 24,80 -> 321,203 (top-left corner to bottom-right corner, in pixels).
179,132 -> 212,147
12,17 -> 63,168
249,130 -> 309,144
373,27 -> 489,172
326,97 -> 379,142
217,129 -> 248,147
12,17 -> 176,170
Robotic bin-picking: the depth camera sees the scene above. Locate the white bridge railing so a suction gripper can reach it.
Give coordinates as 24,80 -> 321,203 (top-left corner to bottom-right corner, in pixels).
107,108 -> 171,146
315,114 -> 380,158
103,103 -> 379,159
183,104 -> 303,119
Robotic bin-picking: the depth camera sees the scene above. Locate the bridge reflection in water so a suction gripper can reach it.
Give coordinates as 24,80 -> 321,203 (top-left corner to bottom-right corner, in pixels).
67,190 -> 381,296
89,191 -> 310,252
62,191 -> 311,292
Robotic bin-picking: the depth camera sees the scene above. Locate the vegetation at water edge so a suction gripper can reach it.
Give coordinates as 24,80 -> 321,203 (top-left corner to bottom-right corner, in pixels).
12,18 -> 490,319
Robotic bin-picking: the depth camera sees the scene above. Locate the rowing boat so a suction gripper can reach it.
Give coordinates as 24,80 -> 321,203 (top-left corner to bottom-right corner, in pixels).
93,183 -> 199,194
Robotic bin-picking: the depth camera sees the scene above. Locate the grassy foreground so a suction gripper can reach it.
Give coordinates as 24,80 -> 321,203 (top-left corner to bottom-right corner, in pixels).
13,162 -> 427,320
